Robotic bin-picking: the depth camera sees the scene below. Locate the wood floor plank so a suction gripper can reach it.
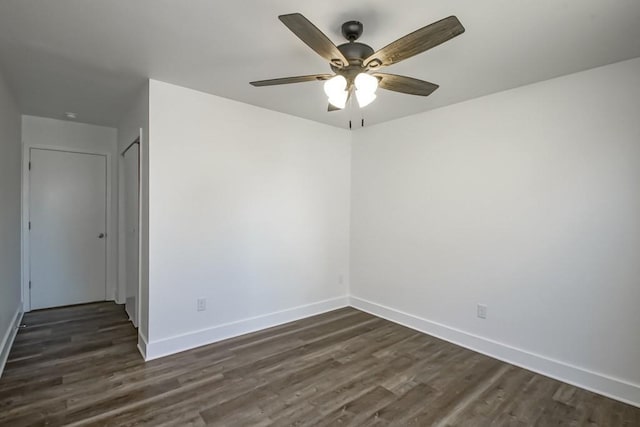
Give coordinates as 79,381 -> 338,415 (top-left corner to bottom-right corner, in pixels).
0,301 -> 638,426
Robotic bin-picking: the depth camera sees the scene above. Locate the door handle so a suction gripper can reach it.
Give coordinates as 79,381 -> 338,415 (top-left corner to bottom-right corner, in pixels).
98,233 -> 105,239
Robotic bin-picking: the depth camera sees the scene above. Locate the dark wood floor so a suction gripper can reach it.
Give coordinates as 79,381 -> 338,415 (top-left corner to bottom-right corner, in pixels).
0,303 -> 638,426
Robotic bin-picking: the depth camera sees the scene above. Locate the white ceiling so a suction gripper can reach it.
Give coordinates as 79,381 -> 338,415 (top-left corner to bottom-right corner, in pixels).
1,0 -> 639,129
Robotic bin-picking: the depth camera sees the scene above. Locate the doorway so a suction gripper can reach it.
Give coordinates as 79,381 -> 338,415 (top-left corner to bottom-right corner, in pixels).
29,148 -> 108,309
122,139 -> 140,326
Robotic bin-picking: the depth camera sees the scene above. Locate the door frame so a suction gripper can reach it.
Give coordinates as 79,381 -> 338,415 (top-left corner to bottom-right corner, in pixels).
21,145 -> 113,312
119,137 -> 141,327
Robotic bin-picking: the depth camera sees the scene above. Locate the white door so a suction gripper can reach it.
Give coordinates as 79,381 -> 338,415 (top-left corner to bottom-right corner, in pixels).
29,149 -> 107,309
123,145 -> 139,325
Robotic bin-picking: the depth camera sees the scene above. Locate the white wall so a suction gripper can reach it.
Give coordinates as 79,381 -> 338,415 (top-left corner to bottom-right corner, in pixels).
350,57 -> 640,405
146,80 -> 351,358
21,116 -> 118,308
117,82 -> 149,346
0,69 -> 22,376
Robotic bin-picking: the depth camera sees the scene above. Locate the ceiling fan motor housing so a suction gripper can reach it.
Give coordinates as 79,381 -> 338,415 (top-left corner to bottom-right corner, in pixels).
334,21 -> 375,72
332,42 -> 375,78
336,42 -> 374,64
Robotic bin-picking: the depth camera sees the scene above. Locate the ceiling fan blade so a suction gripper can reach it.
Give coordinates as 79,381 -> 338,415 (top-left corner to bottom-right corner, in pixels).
328,103 -> 341,112
279,13 -> 349,67
373,73 -> 439,96
364,16 -> 465,68
250,74 -> 333,87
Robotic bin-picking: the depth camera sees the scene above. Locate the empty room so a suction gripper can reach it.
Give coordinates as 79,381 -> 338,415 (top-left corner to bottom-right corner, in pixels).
0,1 -> 639,425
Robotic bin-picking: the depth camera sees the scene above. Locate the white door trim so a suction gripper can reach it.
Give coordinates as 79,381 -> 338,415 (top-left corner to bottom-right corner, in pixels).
120,136 -> 141,326
21,144 -> 114,312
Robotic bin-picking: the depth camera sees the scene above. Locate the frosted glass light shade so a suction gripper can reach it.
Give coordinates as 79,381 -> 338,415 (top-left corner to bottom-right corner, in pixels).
324,75 -> 348,109
355,90 -> 376,108
355,73 -> 378,93
354,73 -> 379,108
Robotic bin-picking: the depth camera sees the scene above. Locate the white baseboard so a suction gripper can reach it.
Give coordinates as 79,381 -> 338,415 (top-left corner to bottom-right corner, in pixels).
0,306 -> 24,378
349,296 -> 640,408
145,296 -> 349,361
137,331 -> 148,360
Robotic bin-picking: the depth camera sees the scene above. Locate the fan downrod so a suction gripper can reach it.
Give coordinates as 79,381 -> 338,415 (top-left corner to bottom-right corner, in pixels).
341,21 -> 363,41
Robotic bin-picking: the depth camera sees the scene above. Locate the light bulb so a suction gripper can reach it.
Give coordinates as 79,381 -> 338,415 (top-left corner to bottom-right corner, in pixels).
324,75 -> 348,108
354,73 -> 379,108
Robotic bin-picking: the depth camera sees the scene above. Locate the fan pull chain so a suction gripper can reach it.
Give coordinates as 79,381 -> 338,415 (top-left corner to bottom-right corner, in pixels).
348,119 -> 366,129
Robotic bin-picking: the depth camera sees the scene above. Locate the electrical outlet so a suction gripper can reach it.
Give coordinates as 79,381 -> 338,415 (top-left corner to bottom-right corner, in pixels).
197,298 -> 207,312
477,304 -> 487,319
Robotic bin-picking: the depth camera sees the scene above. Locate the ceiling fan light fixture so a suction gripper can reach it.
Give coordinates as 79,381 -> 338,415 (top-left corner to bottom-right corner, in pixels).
324,75 -> 348,109
328,93 -> 348,109
251,14 -> 465,113
355,73 -> 378,93
354,73 -> 378,107
356,90 -> 376,108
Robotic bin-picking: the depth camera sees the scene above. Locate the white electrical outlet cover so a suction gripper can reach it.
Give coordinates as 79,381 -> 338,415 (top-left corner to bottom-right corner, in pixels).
477,304 -> 487,319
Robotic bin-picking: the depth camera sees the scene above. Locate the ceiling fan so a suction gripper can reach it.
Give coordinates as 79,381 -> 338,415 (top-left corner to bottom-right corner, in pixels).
250,13 -> 465,111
